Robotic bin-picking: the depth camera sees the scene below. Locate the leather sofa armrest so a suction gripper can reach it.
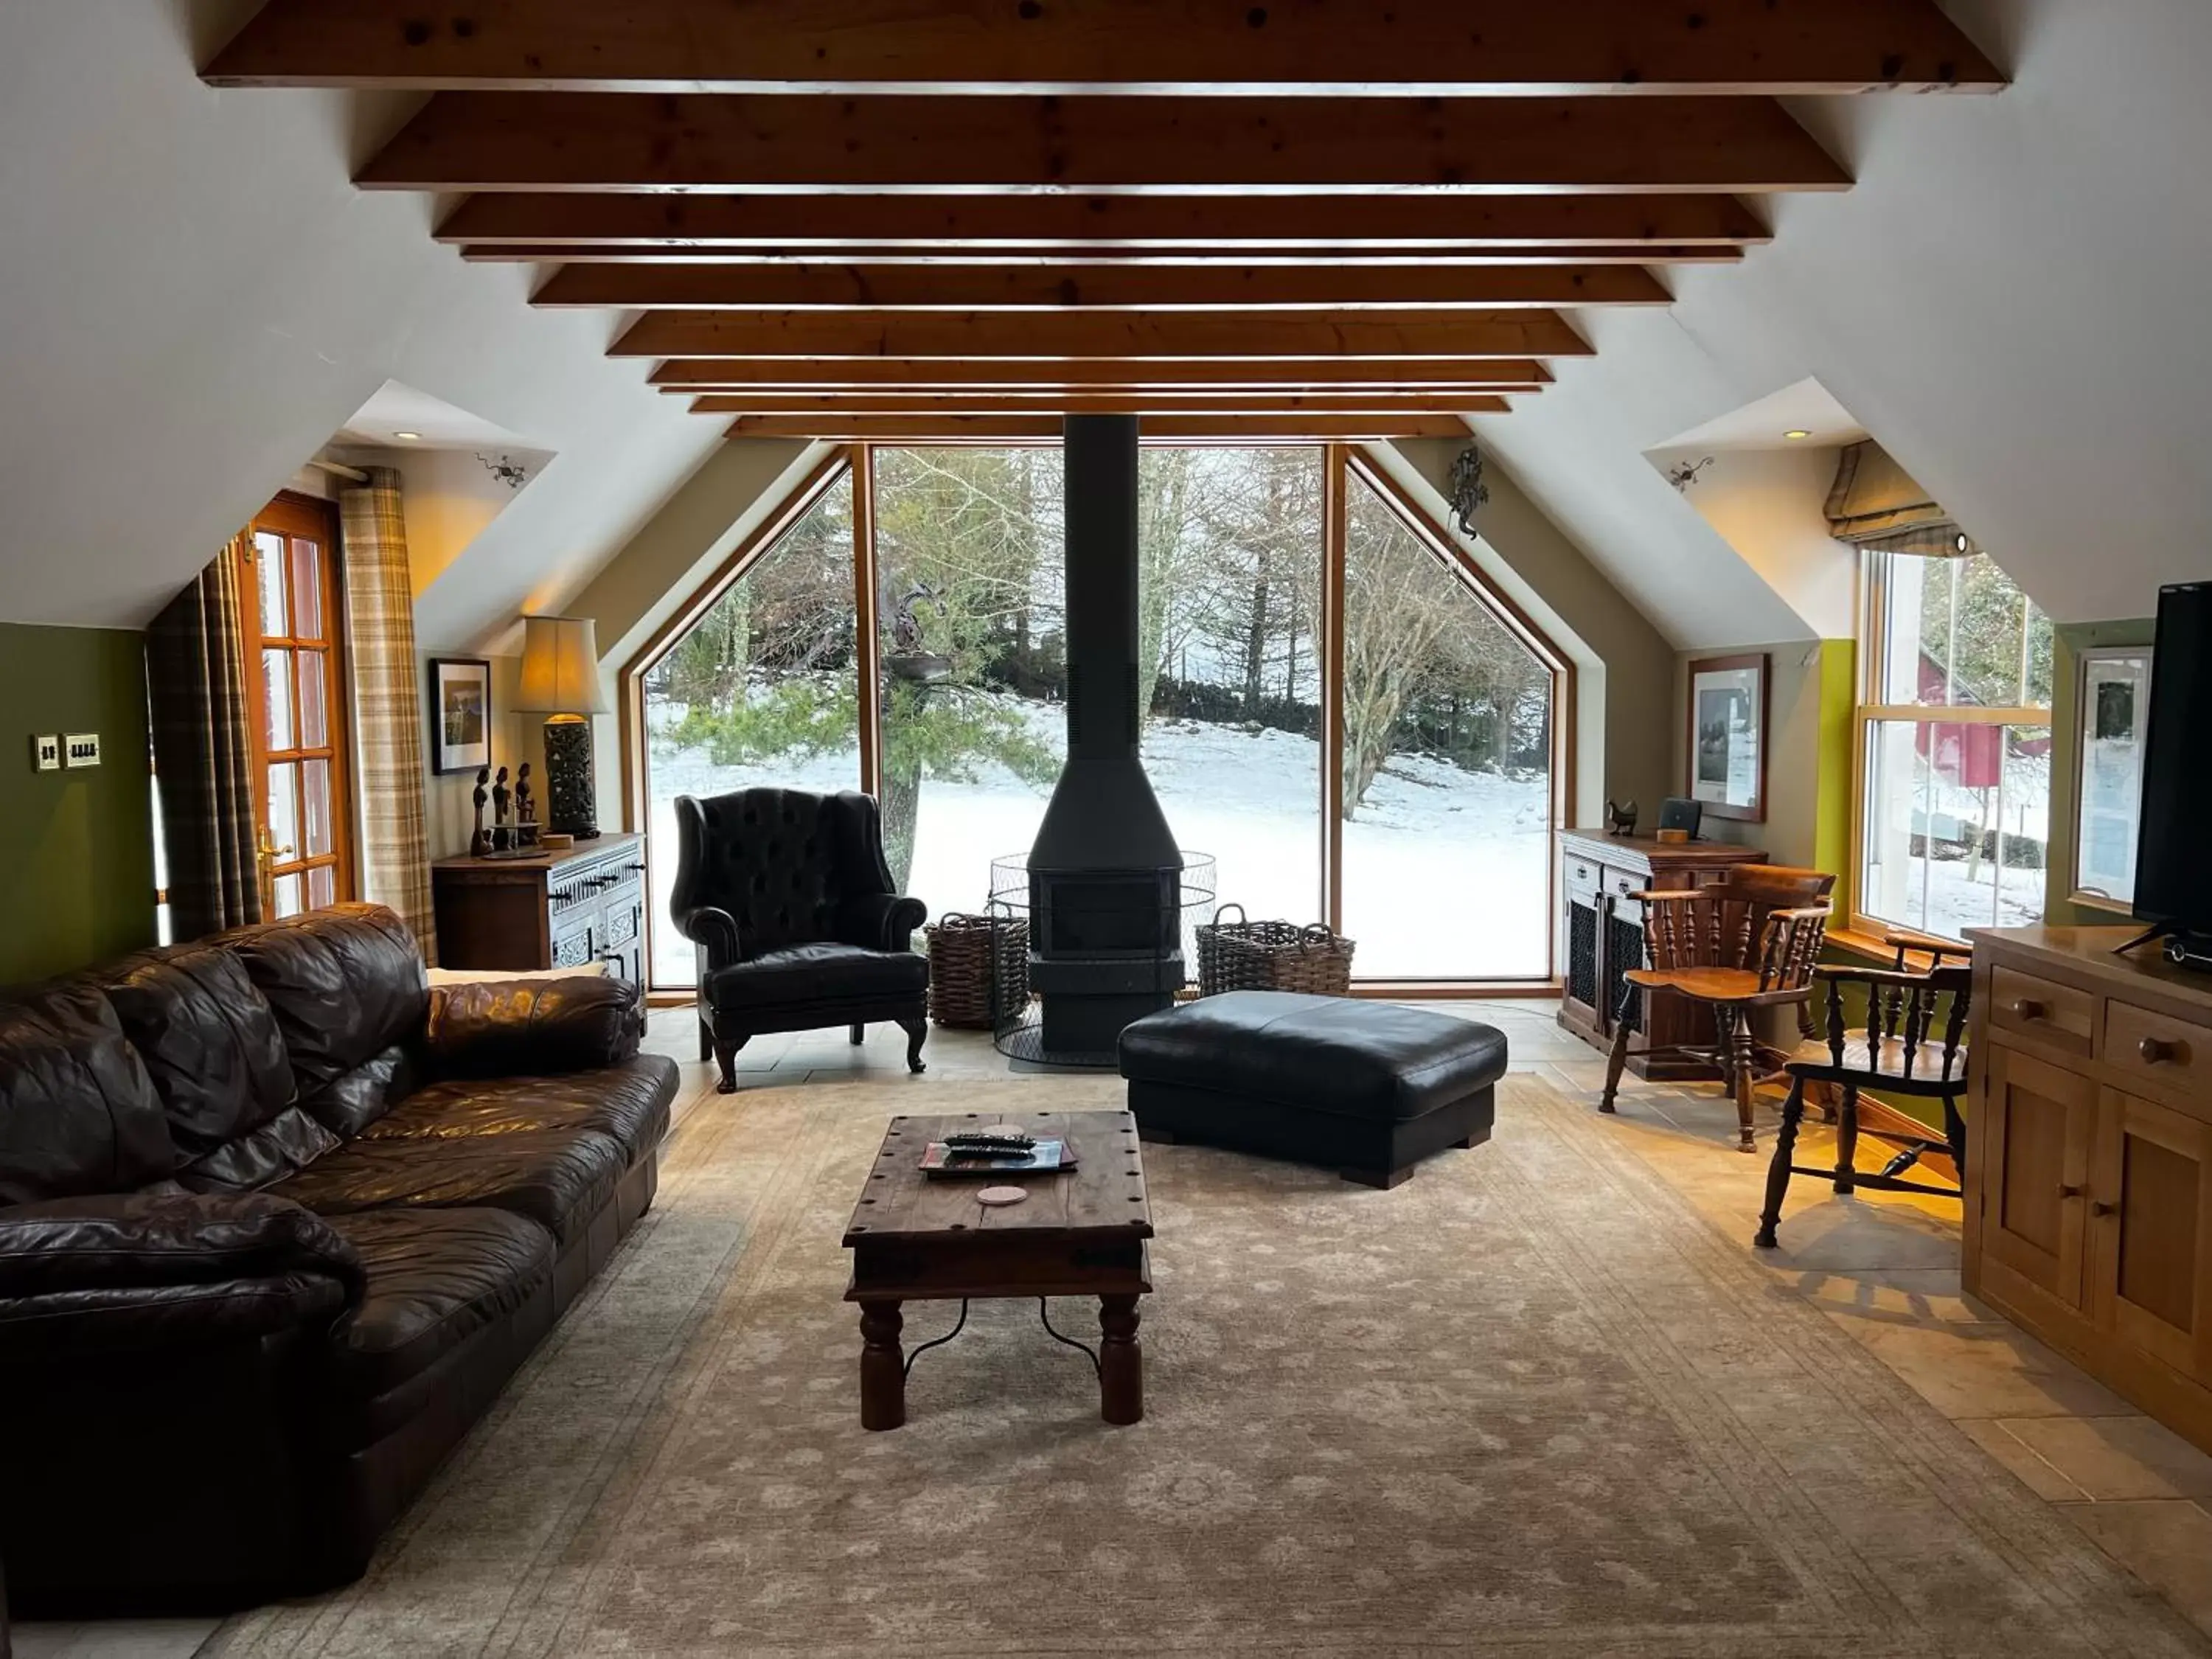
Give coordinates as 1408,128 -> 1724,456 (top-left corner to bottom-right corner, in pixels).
838,891 -> 928,954
675,905 -> 742,973
0,1192 -> 364,1302
425,975 -> 644,1079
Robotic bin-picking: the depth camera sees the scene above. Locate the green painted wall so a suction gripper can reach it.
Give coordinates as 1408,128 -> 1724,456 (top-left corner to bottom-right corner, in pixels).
0,623 -> 156,984
2045,617 -> 2158,929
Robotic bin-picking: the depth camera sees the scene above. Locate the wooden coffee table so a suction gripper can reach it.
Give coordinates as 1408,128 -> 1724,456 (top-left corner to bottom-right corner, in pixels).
841,1110 -> 1153,1430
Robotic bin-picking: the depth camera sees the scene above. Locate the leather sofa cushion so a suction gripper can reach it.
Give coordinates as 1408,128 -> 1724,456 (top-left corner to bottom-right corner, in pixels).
320,1207 -> 554,1405
223,906 -> 428,1124
361,1057 -> 676,1164
173,1105 -> 341,1194
271,1127 -> 630,1246
0,981 -> 177,1203
425,977 -> 644,1079
306,1044 -> 420,1140
1118,992 -> 1510,1122
93,944 -> 295,1157
706,942 -> 927,1010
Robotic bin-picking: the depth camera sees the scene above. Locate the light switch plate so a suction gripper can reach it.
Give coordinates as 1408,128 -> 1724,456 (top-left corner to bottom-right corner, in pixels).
31,734 -> 60,772
63,732 -> 101,769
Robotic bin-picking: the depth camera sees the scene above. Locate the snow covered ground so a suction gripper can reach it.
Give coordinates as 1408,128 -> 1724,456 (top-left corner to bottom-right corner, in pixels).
646,701 -> 1551,984
1871,855 -> 2045,942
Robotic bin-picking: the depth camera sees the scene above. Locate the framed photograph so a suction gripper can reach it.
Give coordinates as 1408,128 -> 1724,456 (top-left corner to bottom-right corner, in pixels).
1686,653 -> 1770,824
428,656 -> 493,775
2070,645 -> 2154,911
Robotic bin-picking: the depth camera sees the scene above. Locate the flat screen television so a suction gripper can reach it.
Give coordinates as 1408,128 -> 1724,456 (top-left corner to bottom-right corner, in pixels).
2133,582 -> 2212,956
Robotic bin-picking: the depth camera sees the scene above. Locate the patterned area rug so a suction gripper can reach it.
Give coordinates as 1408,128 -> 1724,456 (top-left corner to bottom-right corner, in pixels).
209,1077 -> 2209,1658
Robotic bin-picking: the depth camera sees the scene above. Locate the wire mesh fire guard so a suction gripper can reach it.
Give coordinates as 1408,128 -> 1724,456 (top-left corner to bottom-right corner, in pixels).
986,851 -> 1218,1068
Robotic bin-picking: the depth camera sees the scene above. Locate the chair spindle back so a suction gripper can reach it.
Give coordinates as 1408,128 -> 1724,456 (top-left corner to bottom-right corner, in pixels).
1821,964 -> 1975,1082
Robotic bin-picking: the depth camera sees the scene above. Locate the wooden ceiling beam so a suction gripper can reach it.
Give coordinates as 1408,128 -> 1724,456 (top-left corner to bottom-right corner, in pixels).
689,393 -> 1514,416
436,192 -> 1773,249
471,243 -> 1738,268
725,415 -> 1481,442
533,262 -> 1671,311
359,94 -> 1850,195
649,358 -> 1554,390
614,310 -> 1592,361
207,1 -> 2003,96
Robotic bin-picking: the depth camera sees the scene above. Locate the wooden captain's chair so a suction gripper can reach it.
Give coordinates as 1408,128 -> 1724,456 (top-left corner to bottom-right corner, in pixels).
1753,935 -> 1973,1249
1598,866 -> 1837,1152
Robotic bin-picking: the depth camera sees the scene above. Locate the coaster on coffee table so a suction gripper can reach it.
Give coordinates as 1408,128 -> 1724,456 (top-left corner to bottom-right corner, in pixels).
976,1186 -> 1029,1207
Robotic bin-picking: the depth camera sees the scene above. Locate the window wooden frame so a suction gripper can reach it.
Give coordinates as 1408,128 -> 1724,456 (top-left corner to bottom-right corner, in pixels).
236,490 -> 355,917
621,441 -> 1575,993
1849,544 -> 2054,945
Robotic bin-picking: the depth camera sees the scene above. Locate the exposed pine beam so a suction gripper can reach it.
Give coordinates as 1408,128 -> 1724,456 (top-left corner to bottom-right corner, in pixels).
724,415 -> 1481,442
534,262 -> 1671,311
650,358 -> 1554,390
473,243 -> 1738,268
614,311 -> 1591,361
358,94 -> 1851,195
207,1 -> 2003,96
437,193 -> 1773,249
689,393 -> 1514,416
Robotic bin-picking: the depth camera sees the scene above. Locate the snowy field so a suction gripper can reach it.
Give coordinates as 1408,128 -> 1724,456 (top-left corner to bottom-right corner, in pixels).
1871,856 -> 2045,942
647,703 -> 1550,984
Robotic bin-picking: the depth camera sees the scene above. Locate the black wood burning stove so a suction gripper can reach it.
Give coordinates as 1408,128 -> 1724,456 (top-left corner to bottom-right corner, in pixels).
1026,416 -> 1184,1060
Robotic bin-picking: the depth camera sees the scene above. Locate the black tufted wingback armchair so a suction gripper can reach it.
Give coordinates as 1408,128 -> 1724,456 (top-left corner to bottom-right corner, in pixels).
672,787 -> 930,1093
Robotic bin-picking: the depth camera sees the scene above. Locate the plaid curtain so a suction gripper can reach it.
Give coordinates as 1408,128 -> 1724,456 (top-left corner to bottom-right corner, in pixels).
147,538 -> 263,940
340,467 -> 438,964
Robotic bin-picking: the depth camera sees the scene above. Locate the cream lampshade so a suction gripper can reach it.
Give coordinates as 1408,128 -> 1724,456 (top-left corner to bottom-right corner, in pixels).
515,616 -> 610,839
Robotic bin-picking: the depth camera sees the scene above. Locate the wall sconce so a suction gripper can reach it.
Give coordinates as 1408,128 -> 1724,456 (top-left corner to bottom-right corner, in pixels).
1667,456 -> 1717,492
478,453 -> 531,490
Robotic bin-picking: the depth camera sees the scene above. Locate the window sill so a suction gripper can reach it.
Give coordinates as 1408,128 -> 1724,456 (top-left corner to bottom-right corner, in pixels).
1828,924 -> 1963,973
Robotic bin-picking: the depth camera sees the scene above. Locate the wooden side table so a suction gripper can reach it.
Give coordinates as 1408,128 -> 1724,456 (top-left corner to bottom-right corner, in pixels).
431,832 -> 647,984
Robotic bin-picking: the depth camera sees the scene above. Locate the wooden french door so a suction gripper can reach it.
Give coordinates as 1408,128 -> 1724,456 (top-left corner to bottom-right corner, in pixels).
237,493 -> 355,918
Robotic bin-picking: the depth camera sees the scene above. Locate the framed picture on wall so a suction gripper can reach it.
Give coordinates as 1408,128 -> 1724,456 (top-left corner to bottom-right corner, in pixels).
428,656 -> 493,774
1686,653 -> 1770,823
2070,645 -> 2154,911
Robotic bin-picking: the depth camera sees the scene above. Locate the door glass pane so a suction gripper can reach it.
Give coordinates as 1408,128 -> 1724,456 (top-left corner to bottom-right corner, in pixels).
308,865 -> 337,910
871,447 -> 1068,929
1340,473 -> 1554,978
254,532 -> 288,639
302,758 -> 334,856
644,470 -> 861,985
262,649 -> 295,751
273,872 -> 304,919
267,762 -> 299,860
1135,448 -> 1325,928
289,538 -> 324,641
1860,717 -> 2050,940
296,649 -> 329,748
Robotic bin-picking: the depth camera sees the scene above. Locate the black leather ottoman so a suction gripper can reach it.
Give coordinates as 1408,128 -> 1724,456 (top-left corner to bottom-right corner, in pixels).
1117,992 -> 1509,1188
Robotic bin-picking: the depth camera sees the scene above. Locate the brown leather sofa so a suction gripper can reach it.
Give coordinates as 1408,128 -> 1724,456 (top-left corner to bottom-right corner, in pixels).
0,905 -> 675,1616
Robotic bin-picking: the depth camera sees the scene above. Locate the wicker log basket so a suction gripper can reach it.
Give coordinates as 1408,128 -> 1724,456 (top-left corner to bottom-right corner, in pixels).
925,912 -> 1030,1029
1196,904 -> 1356,998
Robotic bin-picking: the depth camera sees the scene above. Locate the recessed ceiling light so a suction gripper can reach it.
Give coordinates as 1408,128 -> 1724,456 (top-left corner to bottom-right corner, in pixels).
1783,429 -> 1814,441
394,431 -> 422,441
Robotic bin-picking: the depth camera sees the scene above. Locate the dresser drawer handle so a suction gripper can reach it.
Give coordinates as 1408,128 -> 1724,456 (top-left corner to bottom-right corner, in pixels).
2011,998 -> 2047,1021
2059,1183 -> 2084,1199
2093,1201 -> 2118,1219
2138,1037 -> 2179,1065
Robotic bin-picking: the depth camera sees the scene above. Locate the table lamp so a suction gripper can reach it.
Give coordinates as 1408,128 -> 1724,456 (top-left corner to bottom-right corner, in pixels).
515,614 -> 610,841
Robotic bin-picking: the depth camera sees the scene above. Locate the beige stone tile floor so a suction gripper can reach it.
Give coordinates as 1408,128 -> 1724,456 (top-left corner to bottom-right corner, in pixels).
24,995 -> 2212,1656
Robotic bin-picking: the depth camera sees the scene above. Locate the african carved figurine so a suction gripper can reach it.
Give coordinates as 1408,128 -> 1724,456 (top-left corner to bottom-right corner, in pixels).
470,766 -> 492,858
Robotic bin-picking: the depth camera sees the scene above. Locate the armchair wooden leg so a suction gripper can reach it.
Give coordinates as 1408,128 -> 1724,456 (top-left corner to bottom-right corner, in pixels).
849,1023 -> 866,1046
1725,1007 -> 1759,1154
1754,1076 -> 1808,1249
898,1015 -> 928,1075
698,1016 -> 714,1063
1834,1085 -> 1860,1194
713,1035 -> 748,1095
1599,984 -> 1638,1114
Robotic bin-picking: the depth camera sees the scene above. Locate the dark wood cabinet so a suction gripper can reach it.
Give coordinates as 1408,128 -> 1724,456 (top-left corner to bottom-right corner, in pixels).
1555,829 -> 1769,1081
432,832 -> 647,984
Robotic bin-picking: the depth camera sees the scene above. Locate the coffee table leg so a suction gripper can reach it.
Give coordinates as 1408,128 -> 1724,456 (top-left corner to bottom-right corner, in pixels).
859,1300 -> 905,1431
1099,1294 -> 1142,1425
